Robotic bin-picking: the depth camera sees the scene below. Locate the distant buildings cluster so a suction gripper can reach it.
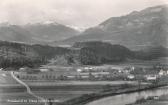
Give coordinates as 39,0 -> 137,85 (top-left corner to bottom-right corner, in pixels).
10,64 -> 168,82
14,66 -> 128,81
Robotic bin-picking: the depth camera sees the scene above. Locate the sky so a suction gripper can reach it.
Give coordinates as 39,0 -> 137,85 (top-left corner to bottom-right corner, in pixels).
0,0 -> 167,29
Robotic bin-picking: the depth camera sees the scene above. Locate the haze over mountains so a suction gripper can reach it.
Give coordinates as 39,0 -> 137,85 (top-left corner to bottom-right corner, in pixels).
57,5 -> 168,50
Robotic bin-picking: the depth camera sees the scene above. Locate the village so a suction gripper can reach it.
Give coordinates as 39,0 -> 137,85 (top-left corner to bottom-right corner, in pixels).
4,64 -> 167,83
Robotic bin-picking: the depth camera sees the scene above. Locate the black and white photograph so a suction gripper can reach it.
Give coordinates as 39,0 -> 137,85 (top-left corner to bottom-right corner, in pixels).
0,0 -> 168,105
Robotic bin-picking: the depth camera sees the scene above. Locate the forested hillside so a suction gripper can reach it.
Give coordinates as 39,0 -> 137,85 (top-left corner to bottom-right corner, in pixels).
0,41 -> 167,68
0,41 -> 70,68
53,41 -> 168,65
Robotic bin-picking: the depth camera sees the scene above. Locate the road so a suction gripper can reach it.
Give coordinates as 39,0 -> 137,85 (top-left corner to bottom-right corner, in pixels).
10,71 -> 48,105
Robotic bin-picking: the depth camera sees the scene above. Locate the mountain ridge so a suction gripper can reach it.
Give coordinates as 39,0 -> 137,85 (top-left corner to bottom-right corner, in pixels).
0,22 -> 80,44
55,5 -> 168,50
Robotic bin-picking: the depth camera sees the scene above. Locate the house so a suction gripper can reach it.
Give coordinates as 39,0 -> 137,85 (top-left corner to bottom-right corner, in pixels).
127,75 -> 135,80
159,69 -> 165,76
67,75 -> 76,79
77,69 -> 82,73
40,68 -> 49,72
146,75 -> 157,81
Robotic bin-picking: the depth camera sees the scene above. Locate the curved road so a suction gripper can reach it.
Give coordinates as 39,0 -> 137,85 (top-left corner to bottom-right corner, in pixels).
10,71 -> 48,105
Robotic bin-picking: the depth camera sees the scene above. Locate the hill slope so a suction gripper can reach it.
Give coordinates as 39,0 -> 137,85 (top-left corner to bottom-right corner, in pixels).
0,41 -> 167,67
58,5 -> 168,50
0,22 -> 79,44
23,23 -> 79,42
0,41 -> 70,68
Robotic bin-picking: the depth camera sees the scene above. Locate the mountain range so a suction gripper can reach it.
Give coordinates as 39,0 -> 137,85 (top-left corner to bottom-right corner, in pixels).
0,22 -> 79,44
0,5 -> 167,50
55,5 -> 168,50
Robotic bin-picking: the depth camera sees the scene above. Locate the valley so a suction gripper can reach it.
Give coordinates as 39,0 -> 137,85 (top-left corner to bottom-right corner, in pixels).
0,4 -> 167,105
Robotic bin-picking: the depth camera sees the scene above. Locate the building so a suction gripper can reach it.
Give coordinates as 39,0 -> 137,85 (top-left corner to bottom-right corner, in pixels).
127,75 -> 135,80
158,69 -> 168,76
14,68 -> 71,81
145,75 -> 157,81
14,66 -> 129,81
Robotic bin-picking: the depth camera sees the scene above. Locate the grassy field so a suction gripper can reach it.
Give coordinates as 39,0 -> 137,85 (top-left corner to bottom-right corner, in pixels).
25,81 -> 139,86
0,80 -> 139,105
0,85 -> 103,105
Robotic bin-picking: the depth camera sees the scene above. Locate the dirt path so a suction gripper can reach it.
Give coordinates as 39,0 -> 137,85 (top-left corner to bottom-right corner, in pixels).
10,71 -> 48,105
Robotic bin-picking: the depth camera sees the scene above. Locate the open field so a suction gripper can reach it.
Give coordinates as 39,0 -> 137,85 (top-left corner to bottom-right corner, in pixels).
0,71 -> 19,84
24,81 -> 139,86
0,80 -> 140,105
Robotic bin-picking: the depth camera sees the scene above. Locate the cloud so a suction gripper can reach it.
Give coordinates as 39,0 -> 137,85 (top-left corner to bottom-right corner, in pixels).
0,0 -> 167,28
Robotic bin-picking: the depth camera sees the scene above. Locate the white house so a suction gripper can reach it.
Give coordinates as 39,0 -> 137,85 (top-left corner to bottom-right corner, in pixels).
159,69 -> 166,76
127,75 -> 135,80
146,75 -> 157,81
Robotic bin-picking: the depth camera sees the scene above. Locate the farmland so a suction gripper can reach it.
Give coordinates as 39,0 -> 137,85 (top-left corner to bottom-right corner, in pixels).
0,57 -> 167,105
0,79 -> 140,105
